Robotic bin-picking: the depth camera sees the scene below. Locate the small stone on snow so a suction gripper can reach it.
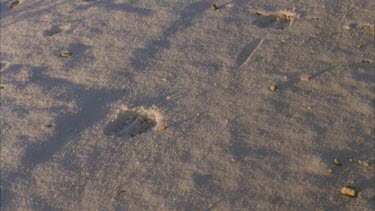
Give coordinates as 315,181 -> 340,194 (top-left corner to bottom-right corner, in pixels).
333,159 -> 341,166
269,85 -> 277,92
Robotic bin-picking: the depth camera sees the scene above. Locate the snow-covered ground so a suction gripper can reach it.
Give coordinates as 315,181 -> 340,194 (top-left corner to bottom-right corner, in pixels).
1,0 -> 374,210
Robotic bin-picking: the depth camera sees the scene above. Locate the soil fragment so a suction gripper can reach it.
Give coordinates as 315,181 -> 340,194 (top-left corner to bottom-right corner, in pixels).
159,125 -> 168,131
361,24 -> 372,29
362,59 -> 371,63
45,124 -> 53,128
269,85 -> 277,92
343,25 -> 351,31
300,75 -> 311,81
9,1 -> 20,9
211,4 -> 218,11
357,160 -> 371,167
333,159 -> 341,166
60,51 -> 72,57
340,186 -> 358,197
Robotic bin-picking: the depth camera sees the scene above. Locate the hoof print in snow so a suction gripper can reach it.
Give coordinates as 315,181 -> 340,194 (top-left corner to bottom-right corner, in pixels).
104,106 -> 161,138
253,10 -> 296,29
44,25 -> 70,37
192,173 -> 213,188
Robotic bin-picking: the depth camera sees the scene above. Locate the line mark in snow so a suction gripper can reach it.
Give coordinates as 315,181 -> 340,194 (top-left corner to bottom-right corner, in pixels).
236,39 -> 264,68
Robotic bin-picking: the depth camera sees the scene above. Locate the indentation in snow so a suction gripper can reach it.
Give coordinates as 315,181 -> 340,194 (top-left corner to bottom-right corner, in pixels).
104,106 -> 162,138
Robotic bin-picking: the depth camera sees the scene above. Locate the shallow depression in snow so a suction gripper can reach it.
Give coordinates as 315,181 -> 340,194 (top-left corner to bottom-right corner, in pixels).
104,107 -> 160,138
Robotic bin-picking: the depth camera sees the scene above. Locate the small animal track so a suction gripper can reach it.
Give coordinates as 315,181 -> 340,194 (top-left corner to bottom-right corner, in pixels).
43,25 -> 70,37
104,106 -> 161,138
192,173 -> 213,188
253,10 -> 296,29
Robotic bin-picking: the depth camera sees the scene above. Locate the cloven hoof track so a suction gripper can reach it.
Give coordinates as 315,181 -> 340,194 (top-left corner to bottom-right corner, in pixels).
253,10 -> 296,29
104,107 -> 160,138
